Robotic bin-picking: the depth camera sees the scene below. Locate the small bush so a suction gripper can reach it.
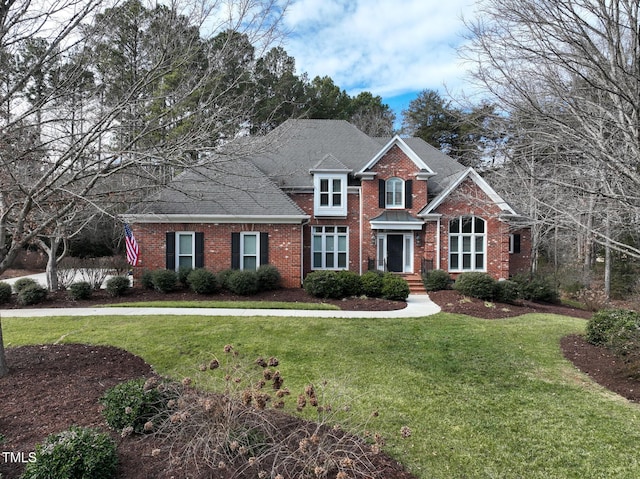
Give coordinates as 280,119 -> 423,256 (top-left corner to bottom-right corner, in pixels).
586,309 -> 640,346
68,281 -> 92,301
513,274 -> 558,302
17,284 -> 47,306
256,265 -> 282,291
21,426 -> 117,479
454,272 -> 497,300
422,270 -> 451,291
360,270 -> 384,298
381,273 -> 410,301
105,276 -> 131,297
151,269 -> 178,293
13,277 -> 38,293
303,271 -> 342,299
495,280 -> 520,304
101,378 -> 169,435
607,317 -> 640,363
140,270 -> 155,290
186,268 -> 219,295
177,266 -> 192,287
216,269 -> 234,290
227,270 -> 259,296
336,270 -> 362,297
0,282 -> 12,304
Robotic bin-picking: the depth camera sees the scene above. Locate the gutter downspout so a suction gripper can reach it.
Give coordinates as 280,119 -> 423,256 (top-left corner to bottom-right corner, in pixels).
301,219 -> 309,286
436,216 -> 441,270
359,186 -> 363,275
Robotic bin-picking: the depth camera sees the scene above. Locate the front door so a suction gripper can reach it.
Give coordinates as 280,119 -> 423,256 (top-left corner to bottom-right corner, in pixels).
387,234 -> 404,272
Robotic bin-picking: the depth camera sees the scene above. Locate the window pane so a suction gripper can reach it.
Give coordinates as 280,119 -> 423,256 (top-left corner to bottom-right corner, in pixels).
178,234 -> 192,254
450,236 -> 458,252
475,254 -> 484,269
475,217 -> 485,233
463,236 -> 471,252
449,218 -> 460,233
338,253 -> 347,268
320,193 -> 329,206
337,226 -> 347,233
313,252 -> 322,268
243,234 -> 257,254
332,178 -> 341,191
178,256 -> 192,269
332,193 -> 341,206
463,253 -> 471,269
450,253 -> 459,269
320,179 -> 329,192
326,252 -> 334,267
475,236 -> 484,252
244,257 -> 257,271
325,226 -> 334,233
338,235 -> 347,251
326,236 -> 334,251
462,217 -> 472,233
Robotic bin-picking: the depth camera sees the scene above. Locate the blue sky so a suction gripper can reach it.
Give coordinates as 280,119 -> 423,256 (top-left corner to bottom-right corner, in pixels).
282,0 -> 479,125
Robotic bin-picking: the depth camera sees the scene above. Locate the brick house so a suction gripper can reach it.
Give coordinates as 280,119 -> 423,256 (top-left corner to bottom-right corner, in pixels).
124,120 -> 530,288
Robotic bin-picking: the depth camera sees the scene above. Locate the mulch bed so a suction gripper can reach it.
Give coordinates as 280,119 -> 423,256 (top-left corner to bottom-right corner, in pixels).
2,276 -> 638,478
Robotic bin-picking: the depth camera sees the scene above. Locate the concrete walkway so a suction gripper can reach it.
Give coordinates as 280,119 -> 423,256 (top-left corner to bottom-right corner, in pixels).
0,294 -> 440,319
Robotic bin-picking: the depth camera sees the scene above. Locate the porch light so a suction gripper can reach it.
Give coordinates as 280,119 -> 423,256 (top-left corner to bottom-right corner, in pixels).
371,233 -> 377,245
415,231 -> 422,247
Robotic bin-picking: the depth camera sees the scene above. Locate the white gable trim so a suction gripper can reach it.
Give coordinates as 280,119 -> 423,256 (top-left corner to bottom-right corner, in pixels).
356,135 -> 436,177
419,168 -> 517,216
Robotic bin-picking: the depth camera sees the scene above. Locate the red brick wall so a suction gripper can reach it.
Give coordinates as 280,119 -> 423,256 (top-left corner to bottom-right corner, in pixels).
131,222 -> 303,288
509,228 -> 532,277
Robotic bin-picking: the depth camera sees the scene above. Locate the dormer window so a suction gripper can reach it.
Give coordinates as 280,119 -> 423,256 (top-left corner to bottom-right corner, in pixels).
314,173 -> 347,216
386,177 -> 404,208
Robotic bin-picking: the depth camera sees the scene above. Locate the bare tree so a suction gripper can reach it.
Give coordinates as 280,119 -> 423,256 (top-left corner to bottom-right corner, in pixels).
464,0 -> 640,264
0,0 -> 289,278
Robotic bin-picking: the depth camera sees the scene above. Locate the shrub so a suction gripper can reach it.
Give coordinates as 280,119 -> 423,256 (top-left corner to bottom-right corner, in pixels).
226,270 -> 259,295
177,266 -> 192,287
13,277 -> 38,293
513,274 -> 558,302
586,309 -> 640,346
454,272 -> 497,300
381,273 -> 410,301
495,280 -> 520,304
422,269 -> 451,291
105,276 -> 131,297
216,269 -> 234,290
0,282 -> 12,304
17,284 -> 47,306
336,270 -> 362,297
303,270 -> 343,299
101,378 -> 169,435
607,317 -> 640,363
186,268 -> 219,295
360,270 -> 384,298
21,426 -> 117,479
140,269 -> 155,290
256,264 -> 282,291
151,269 -> 178,293
68,281 -> 92,301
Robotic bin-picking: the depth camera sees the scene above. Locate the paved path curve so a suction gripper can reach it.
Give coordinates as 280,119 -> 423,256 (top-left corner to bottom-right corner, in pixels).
0,294 -> 440,319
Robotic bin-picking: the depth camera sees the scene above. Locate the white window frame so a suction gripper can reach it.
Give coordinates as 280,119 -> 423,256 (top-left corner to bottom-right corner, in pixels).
385,177 -> 405,209
448,216 -> 486,272
240,232 -> 260,271
313,174 -> 347,216
311,226 -> 349,270
176,232 -> 195,271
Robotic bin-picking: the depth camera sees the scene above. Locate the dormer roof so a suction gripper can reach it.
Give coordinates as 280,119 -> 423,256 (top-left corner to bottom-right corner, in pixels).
356,135 -> 436,179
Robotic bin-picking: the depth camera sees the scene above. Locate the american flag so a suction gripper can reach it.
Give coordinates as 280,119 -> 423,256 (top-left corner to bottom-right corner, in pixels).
124,223 -> 140,266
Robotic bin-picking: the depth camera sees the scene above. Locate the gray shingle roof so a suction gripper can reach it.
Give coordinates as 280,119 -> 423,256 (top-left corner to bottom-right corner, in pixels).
126,158 -> 306,218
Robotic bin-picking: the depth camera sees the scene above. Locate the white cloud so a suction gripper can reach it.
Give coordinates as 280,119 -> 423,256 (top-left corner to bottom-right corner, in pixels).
283,0 -> 477,103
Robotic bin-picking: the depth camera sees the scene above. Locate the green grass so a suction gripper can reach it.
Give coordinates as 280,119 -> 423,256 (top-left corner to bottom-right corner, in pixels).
99,300 -> 339,310
4,312 -> 640,478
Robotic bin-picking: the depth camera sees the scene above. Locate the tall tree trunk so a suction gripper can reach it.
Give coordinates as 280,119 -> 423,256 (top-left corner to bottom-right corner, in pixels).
0,318 -> 8,378
604,214 -> 611,302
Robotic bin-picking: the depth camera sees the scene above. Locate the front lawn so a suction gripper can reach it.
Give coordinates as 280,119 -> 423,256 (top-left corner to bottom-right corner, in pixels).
3,312 -> 640,478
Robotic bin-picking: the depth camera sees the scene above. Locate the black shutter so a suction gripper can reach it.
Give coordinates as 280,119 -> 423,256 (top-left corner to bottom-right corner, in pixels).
378,179 -> 385,208
231,232 -> 240,269
195,232 -> 204,268
405,180 -> 413,209
512,234 -> 521,254
165,232 -> 175,270
260,232 -> 269,265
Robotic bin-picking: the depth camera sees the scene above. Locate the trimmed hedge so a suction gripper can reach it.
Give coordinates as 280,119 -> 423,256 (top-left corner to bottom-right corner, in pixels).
17,284 -> 47,306
360,271 -> 384,298
454,272 -> 497,300
0,281 -> 12,304
303,271 -> 342,299
422,270 -> 451,291
105,276 -> 131,297
151,269 -> 178,293
381,273 -> 410,301
186,268 -> 219,295
68,281 -> 92,301
227,270 -> 259,296
337,270 -> 363,297
13,277 -> 38,293
586,309 -> 640,346
256,265 -> 282,291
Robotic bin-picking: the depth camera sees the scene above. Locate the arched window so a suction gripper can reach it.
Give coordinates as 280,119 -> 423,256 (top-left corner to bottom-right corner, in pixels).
385,177 -> 404,208
449,216 -> 486,271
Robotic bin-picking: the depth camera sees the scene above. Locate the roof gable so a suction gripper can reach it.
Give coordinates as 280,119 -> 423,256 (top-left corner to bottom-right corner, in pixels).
419,167 -> 517,216
357,135 -> 435,179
